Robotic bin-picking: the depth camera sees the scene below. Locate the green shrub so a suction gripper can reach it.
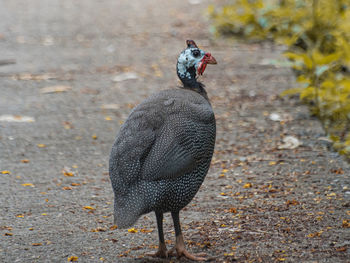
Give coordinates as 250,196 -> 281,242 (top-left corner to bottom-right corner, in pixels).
209,0 -> 350,158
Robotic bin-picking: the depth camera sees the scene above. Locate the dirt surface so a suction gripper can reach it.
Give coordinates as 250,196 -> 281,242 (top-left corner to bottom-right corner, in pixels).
1,0 -> 349,262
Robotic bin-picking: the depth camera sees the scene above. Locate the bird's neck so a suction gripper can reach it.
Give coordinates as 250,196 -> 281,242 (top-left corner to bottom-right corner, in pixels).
177,65 -> 209,100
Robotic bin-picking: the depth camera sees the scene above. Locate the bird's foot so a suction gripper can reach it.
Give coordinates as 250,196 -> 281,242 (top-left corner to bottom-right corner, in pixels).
146,243 -> 168,258
175,248 -> 207,261
171,235 -> 207,261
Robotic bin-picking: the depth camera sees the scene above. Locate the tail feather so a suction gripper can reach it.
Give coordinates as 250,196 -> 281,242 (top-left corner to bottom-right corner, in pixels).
113,207 -> 140,229
113,193 -> 145,229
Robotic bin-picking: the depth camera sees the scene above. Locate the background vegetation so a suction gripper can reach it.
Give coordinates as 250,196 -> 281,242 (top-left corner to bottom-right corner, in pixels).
209,0 -> 350,159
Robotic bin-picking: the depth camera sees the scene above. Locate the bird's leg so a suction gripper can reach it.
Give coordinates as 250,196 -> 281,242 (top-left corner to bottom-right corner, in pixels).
146,211 -> 168,258
171,211 -> 207,261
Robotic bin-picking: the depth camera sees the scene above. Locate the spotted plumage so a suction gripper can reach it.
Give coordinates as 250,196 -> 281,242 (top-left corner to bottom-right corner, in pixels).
109,40 -> 217,261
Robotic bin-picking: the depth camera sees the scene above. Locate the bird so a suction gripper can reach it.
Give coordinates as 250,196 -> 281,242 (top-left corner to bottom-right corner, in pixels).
109,40 -> 217,261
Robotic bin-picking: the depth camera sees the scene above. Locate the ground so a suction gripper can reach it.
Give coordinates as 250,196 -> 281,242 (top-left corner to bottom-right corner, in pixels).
0,0 -> 349,262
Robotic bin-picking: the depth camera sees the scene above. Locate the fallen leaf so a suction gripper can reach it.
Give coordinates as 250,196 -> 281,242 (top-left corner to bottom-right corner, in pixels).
83,206 -> 95,210
68,256 -> 78,262
228,207 -> 237,213
110,225 -> 118,230
140,228 -> 153,233
22,183 -> 35,187
62,168 -> 74,177
128,228 -> 138,233
286,199 -> 299,206
0,115 -> 35,122
32,243 -> 42,246
335,246 -> 347,252
62,186 -> 72,190
307,230 -> 323,237
1,170 -> 10,174
4,233 -> 13,236
331,168 -> 344,174
21,159 -> 30,163
40,85 -> 71,94
243,182 -> 252,188
342,220 -> 350,228
104,116 -> 112,121
92,134 -> 98,140
62,121 -> 73,129
37,144 -> 46,148
91,227 -> 107,232
71,183 -> 81,186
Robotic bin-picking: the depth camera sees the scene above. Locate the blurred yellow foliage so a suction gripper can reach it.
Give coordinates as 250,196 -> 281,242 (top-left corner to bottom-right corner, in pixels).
210,0 -> 350,158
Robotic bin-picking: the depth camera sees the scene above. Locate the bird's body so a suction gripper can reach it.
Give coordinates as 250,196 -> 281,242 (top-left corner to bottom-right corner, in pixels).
109,88 -> 215,228
109,40 -> 217,260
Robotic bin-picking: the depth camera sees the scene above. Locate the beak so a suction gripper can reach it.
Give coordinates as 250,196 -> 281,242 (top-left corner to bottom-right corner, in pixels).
197,52 -> 217,75
204,52 -> 217,65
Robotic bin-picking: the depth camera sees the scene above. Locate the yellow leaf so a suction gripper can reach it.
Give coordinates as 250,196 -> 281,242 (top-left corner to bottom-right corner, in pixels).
68,256 -> 78,262
104,116 -> 112,121
269,161 -> 276,166
62,169 -> 74,177
22,183 -> 34,187
37,144 -> 46,148
109,225 -> 118,230
92,134 -> 98,140
229,207 -> 237,213
140,228 -> 153,233
16,214 -> 24,218
1,170 -> 10,174
342,220 -> 350,228
243,182 -> 252,188
83,206 -> 95,210
128,227 -> 138,233
41,213 -> 47,216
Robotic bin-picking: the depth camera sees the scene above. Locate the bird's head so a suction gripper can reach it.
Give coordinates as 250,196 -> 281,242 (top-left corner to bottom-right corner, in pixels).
177,40 -> 217,88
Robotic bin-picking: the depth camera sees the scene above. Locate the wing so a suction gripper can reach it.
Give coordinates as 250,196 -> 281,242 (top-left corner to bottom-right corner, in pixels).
109,89 -> 215,188
140,119 -> 198,181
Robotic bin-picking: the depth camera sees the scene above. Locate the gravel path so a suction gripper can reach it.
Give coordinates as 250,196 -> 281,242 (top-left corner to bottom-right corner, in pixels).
1,0 -> 349,262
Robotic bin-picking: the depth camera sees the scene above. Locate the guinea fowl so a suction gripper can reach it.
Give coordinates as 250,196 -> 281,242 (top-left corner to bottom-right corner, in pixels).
109,40 -> 217,261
